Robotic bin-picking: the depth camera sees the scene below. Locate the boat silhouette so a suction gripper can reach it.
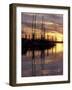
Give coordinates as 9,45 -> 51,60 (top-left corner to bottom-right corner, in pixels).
22,38 -> 56,55
22,14 -> 57,54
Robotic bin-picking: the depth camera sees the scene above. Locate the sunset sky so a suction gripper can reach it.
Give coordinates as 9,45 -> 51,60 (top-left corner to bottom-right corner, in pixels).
21,13 -> 63,41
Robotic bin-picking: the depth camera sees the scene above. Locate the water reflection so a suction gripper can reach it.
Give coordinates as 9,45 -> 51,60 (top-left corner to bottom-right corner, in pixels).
22,43 -> 63,77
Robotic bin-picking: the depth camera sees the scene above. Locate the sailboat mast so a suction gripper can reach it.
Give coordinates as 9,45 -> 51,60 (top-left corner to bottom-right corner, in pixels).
32,14 -> 35,40
42,16 -> 45,39
32,14 -> 37,40
55,24 -> 57,42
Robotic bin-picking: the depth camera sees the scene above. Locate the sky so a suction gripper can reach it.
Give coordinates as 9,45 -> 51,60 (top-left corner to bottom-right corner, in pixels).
22,13 -> 63,25
21,12 -> 63,35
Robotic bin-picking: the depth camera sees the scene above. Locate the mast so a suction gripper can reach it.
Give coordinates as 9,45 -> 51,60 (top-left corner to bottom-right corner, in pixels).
41,16 -> 44,39
55,24 -> 57,42
32,14 -> 36,40
32,14 -> 36,76
32,14 -> 34,40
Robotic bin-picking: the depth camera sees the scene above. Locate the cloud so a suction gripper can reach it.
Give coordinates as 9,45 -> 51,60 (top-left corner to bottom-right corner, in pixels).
21,13 -> 63,33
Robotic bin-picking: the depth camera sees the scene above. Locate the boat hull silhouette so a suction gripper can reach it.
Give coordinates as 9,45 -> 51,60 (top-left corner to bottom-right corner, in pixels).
22,38 -> 56,54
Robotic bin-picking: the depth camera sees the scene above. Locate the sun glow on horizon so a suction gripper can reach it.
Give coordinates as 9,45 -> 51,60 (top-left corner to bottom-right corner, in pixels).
45,32 -> 63,41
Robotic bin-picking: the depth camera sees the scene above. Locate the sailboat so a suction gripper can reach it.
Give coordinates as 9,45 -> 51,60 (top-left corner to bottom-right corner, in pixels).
22,14 -> 55,54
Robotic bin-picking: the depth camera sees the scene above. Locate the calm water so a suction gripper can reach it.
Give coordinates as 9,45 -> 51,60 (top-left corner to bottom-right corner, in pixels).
22,43 -> 63,77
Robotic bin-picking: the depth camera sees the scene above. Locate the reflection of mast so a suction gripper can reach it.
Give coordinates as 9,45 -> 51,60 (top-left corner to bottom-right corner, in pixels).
32,49 -> 36,76
47,49 -> 49,56
40,50 -> 45,75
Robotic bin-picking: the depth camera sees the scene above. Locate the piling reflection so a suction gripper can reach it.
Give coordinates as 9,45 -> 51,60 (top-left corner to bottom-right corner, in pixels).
22,43 -> 63,77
